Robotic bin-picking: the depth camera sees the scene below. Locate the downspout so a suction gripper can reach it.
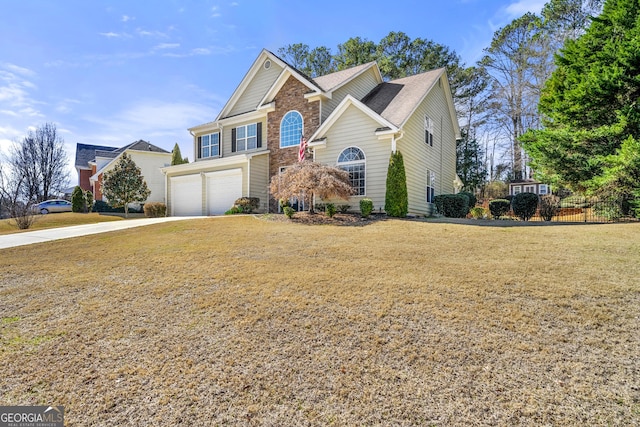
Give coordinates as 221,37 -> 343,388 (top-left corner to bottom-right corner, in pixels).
392,130 -> 404,153
440,116 -> 443,195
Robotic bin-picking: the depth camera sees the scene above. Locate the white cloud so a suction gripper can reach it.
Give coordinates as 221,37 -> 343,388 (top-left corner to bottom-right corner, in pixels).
99,31 -> 130,38
230,2 -> 239,6
121,15 -> 134,22
503,0 -> 546,19
55,98 -> 82,114
211,6 -> 221,17
0,65 -> 42,118
154,43 -> 180,50
79,100 -> 217,152
136,28 -> 169,38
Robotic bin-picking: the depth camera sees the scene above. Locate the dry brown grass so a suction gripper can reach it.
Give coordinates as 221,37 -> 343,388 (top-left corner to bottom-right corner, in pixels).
0,213 -> 122,235
0,217 -> 638,426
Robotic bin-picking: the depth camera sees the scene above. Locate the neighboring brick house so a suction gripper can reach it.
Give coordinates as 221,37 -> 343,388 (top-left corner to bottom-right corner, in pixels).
161,49 -> 460,216
75,143 -> 118,192
75,140 -> 171,203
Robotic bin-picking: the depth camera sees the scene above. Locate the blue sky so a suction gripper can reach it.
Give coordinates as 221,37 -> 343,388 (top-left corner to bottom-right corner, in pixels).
0,0 -> 546,180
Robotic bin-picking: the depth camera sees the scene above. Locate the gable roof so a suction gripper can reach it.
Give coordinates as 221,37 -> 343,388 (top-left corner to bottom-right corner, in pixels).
90,140 -> 170,180
310,94 -> 399,142
75,143 -> 118,169
117,140 -> 169,154
313,61 -> 380,92
361,68 -> 445,128
216,49 -> 323,121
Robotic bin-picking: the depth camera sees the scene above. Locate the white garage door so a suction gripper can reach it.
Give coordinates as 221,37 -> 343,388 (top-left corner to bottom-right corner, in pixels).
206,169 -> 242,215
170,175 -> 202,216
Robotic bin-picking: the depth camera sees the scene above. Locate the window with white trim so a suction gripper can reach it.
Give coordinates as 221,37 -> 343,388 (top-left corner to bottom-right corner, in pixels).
426,170 -> 436,203
425,115 -> 434,146
512,185 -> 522,195
280,111 -> 303,148
539,184 -> 549,195
337,147 -> 366,196
524,185 -> 536,193
232,123 -> 262,152
199,132 -> 220,158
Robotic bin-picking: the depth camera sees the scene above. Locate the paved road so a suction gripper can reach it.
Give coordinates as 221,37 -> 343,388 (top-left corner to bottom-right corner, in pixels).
0,216 -> 205,249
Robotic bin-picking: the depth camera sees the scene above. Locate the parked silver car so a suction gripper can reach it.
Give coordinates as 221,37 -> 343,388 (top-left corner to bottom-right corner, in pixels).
36,199 -> 72,214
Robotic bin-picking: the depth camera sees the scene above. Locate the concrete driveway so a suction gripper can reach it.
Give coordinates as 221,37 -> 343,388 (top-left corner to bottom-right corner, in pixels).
0,216 -> 205,249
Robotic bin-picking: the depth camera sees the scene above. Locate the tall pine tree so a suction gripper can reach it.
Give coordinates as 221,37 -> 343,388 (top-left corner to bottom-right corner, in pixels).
522,0 -> 640,193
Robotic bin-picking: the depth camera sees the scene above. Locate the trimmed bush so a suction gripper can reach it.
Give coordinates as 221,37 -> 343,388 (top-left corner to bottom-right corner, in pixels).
539,195 -> 560,221
93,200 -> 115,212
283,206 -> 295,219
458,191 -> 477,211
489,199 -> 511,219
384,151 -> 408,217
470,206 -> 486,219
433,194 -> 469,218
71,186 -> 86,213
234,197 -> 260,213
360,199 -> 373,218
225,206 -> 241,215
337,204 -> 350,214
512,192 -> 539,221
143,202 -> 167,218
85,190 -> 94,213
325,203 -> 336,218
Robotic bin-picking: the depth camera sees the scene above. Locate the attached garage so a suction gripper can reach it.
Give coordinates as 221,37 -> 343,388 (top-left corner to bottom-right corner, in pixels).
170,174 -> 202,216
206,169 -> 243,215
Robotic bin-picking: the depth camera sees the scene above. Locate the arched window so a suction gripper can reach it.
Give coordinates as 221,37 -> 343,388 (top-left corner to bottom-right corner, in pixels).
337,147 -> 366,196
280,111 -> 303,148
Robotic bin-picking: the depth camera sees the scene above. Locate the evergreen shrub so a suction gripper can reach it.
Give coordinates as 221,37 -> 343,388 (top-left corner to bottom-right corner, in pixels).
489,199 -> 511,219
512,192 -> 539,221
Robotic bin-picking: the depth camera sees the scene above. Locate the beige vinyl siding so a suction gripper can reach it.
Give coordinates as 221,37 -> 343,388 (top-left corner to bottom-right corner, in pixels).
228,61 -> 283,117
397,77 -> 457,216
105,151 -> 171,204
314,106 -> 391,211
220,117 -> 268,158
322,68 -> 381,122
249,153 -> 269,212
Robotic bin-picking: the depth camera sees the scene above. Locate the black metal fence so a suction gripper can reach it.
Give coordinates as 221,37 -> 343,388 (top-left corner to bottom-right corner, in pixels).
532,195 -> 638,223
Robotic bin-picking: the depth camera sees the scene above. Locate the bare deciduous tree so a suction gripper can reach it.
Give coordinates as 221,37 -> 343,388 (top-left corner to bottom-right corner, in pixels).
269,161 -> 355,213
0,163 -> 37,229
8,122 -> 69,202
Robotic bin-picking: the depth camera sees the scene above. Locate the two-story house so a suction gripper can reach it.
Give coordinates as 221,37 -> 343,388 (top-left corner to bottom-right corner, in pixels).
161,49 -> 460,216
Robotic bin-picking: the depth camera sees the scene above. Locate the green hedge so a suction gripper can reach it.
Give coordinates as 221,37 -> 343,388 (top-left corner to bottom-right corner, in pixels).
512,192 -> 539,221
360,199 -> 373,218
488,199 -> 511,219
434,194 -> 469,218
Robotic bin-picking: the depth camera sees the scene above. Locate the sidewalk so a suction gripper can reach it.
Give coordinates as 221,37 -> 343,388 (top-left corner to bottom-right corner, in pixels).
0,216 -> 204,249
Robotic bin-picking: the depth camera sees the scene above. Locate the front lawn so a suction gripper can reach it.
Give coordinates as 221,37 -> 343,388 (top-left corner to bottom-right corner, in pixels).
0,217 -> 638,425
0,212 -> 123,235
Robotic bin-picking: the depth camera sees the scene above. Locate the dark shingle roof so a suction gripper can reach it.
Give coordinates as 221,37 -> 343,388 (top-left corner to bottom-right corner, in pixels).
361,68 -> 444,127
75,143 -> 118,169
116,140 -> 169,154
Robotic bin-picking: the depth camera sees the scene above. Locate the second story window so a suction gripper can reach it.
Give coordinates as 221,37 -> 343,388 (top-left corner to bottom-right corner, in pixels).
280,111 -> 303,148
199,132 -> 220,158
425,116 -> 434,146
231,123 -> 262,152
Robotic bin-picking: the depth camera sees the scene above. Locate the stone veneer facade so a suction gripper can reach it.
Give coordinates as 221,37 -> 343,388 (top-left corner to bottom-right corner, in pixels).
266,76 -> 321,212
